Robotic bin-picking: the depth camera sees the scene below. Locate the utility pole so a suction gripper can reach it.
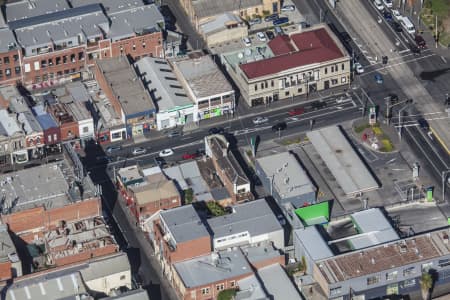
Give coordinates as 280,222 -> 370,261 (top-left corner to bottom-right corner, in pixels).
278,128 -> 281,140
435,15 -> 438,49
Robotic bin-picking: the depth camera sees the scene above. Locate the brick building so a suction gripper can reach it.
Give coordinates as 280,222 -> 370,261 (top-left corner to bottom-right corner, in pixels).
48,103 -> 79,141
0,0 -> 165,87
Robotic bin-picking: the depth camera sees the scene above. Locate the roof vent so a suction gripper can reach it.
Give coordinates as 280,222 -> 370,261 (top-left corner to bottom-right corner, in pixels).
284,177 -> 289,185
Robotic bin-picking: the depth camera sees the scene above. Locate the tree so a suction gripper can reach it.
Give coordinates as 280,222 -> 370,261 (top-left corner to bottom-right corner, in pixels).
420,272 -> 433,300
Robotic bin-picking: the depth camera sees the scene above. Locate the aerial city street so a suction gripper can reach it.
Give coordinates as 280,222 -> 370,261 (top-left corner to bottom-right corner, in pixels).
0,0 -> 449,299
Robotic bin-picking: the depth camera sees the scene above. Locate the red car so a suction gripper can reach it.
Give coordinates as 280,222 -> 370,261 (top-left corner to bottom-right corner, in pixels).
288,107 -> 305,116
182,153 -> 198,160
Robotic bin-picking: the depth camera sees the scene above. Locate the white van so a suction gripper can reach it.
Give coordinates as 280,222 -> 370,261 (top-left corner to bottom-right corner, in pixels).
400,17 -> 416,34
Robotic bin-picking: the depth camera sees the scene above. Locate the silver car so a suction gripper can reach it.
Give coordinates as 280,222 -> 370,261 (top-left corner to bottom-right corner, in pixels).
132,147 -> 146,155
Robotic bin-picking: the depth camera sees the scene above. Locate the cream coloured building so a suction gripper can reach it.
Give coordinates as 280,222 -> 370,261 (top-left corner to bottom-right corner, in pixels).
221,24 -> 351,106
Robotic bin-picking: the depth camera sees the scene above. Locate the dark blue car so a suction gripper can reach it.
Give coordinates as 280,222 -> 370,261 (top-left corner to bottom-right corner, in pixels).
383,11 -> 393,22
273,17 -> 289,26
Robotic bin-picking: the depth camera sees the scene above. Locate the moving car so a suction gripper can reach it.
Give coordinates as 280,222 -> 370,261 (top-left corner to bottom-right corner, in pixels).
132,147 -> 146,155
392,9 -> 402,21
208,127 -> 224,134
252,116 -> 269,125
182,152 -> 198,160
159,149 -> 174,157
272,122 -> 287,131
167,130 -> 182,138
374,73 -> 383,84
288,107 -> 305,116
265,30 -> 275,40
256,32 -> 267,42
417,118 -> 429,130
273,17 -> 289,26
106,145 -> 121,153
373,0 -> 384,10
311,101 -> 327,110
354,62 -> 364,74
414,35 -> 426,49
264,14 -> 278,22
281,4 -> 295,12
391,21 -> 402,32
248,17 -> 261,26
243,37 -> 251,47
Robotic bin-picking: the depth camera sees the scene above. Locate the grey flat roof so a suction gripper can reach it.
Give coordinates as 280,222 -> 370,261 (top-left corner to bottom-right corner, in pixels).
294,226 -> 334,261
172,55 -> 233,99
200,12 -> 241,35
208,199 -> 282,239
66,101 -> 92,121
256,152 -> 316,200
96,57 -> 155,116
6,271 -> 87,300
5,0 -> 71,22
18,111 -> 43,134
105,289 -> 150,300
236,275 -> 268,300
80,252 -> 130,282
192,0 -> 261,19
307,126 -> 379,195
135,57 -> 192,112
258,263 -> 302,300
108,4 -> 163,41
160,205 -> 209,243
0,224 -> 18,262
0,109 -> 22,137
70,0 -> 144,14
0,28 -> 18,52
174,249 -> 253,288
348,208 -> 400,249
14,7 -> 108,49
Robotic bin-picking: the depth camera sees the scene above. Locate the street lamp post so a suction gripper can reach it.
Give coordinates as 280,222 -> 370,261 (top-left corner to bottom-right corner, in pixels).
397,99 -> 413,140
443,170 -> 450,202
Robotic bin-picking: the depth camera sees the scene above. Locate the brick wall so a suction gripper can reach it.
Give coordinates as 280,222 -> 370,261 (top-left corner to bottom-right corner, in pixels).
53,243 -> 119,266
0,49 -> 21,85
250,255 -> 285,270
110,32 -> 163,60
1,207 -> 46,234
137,195 -> 181,219
182,273 -> 251,300
93,62 -> 122,117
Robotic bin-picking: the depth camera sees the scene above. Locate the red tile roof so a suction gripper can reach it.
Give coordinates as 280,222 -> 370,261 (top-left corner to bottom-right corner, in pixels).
268,35 -> 296,55
0,262 -> 12,282
240,28 -> 345,80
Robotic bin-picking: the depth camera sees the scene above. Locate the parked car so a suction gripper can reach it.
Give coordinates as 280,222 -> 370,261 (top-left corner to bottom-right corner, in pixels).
373,0 -> 384,10
256,31 -> 267,42
277,214 -> 286,226
253,116 -> 269,125
311,101 -> 327,110
390,21 -> 403,32
272,122 -> 287,131
167,130 -> 182,138
274,26 -> 284,36
265,30 -> 275,40
383,11 -> 393,22
243,37 -> 251,47
382,0 -> 393,8
288,107 -> 305,116
159,149 -> 174,157
374,73 -> 384,84
391,9 -> 402,21
414,35 -> 426,49
281,4 -> 296,12
264,14 -> 278,22
132,147 -> 146,155
248,17 -> 261,26
354,62 -> 364,74
208,127 -> 224,134
106,145 -> 121,153
273,17 -> 289,26
182,152 -> 198,160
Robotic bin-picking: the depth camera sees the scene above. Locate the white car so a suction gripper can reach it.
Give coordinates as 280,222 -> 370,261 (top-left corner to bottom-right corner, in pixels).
242,37 -> 251,47
281,4 -> 295,12
256,32 -> 266,42
132,147 -> 146,155
374,0 -> 384,10
392,9 -> 402,21
253,116 -> 268,125
354,62 -> 364,74
382,0 -> 393,8
159,149 -> 174,157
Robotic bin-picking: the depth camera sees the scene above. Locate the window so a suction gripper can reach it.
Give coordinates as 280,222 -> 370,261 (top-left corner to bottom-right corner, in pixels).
14,66 -> 20,75
64,69 -> 69,74
230,281 -> 235,288
70,54 -> 76,62
120,275 -> 126,280
367,275 -> 380,285
82,126 -> 89,133
264,81 -> 268,88
56,57 -> 61,65
0,58 -> 2,65
48,135 -> 52,143
142,42 -> 146,49
132,44 -> 136,51
386,271 -> 397,281
63,55 -> 68,64
78,52 -> 84,60
271,80 -> 274,87
324,67 -> 328,74
57,71 -> 63,76
0,70 -> 2,78
403,267 -> 416,276
53,133 -> 57,141
216,283 -> 225,291
341,76 -> 347,83
254,84 -> 258,91
331,79 -> 338,85
297,88 -> 302,93
341,63 -> 345,71
330,287 -> 342,296
403,278 -> 416,287
260,82 -> 264,89
201,287 -> 210,295
13,55 -> 19,62
331,66 -> 334,72
41,60 -> 47,68
285,91 -> 289,96
439,259 -> 450,267
5,68 -> 11,77
3,57 -> 9,64
48,58 -> 53,66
